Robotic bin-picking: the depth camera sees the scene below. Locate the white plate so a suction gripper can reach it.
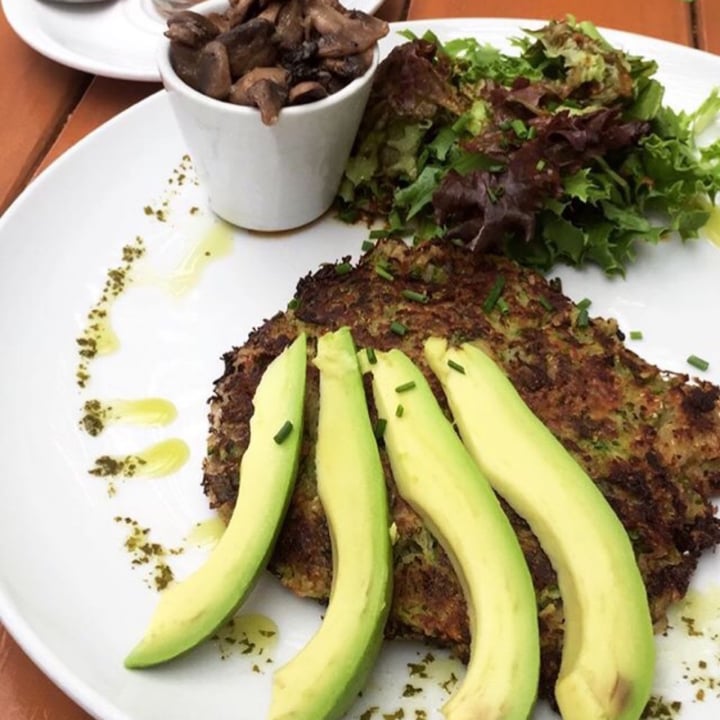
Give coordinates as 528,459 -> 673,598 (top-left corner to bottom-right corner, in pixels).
1,0 -> 386,81
1,18 -> 720,720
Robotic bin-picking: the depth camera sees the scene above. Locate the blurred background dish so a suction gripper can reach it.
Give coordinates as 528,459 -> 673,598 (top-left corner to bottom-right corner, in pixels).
1,0 -> 386,82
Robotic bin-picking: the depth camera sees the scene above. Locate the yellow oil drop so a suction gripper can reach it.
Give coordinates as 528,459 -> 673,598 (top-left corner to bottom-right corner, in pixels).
89,439 -> 190,489
668,586 -> 720,635
215,613 -> 279,661
406,650 -> 464,697
703,206 -> 720,247
94,314 -> 121,355
76,237 -> 146,388
165,221 -> 234,296
134,438 -> 191,478
81,397 -> 177,436
186,516 -> 226,547
107,398 -> 177,426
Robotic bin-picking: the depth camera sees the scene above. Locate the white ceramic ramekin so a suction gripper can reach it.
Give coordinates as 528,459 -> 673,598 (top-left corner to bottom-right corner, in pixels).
157,0 -> 379,232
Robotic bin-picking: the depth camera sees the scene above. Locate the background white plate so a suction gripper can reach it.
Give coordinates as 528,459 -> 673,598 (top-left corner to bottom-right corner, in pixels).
2,0 -> 385,81
1,18 -> 719,720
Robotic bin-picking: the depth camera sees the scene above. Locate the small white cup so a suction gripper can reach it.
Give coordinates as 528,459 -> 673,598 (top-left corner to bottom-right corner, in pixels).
157,3 -> 379,232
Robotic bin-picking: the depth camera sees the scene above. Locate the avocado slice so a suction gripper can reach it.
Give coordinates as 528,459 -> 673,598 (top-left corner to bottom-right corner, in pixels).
124,333 -> 307,668
424,337 -> 655,720
269,327 -> 393,720
364,346 -> 539,720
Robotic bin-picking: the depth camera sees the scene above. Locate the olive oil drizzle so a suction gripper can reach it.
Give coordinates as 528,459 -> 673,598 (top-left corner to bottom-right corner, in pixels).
114,516 -> 184,591
75,238 -> 146,388
80,398 -> 177,436
186,516 -> 226,547
646,585 -> 720,716
213,613 -> 279,662
163,222 -> 233,296
89,438 -> 190,484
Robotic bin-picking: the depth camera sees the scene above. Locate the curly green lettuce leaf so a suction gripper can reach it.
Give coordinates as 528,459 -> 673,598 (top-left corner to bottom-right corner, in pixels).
337,19 -> 720,274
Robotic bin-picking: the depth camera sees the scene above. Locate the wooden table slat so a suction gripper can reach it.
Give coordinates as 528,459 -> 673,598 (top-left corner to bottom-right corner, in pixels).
0,7 -> 90,215
695,0 -> 720,55
406,0 -> 693,46
0,628 -> 93,720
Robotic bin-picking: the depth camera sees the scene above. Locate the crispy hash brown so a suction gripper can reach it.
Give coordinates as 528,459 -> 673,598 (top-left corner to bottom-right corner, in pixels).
202,239 -> 720,700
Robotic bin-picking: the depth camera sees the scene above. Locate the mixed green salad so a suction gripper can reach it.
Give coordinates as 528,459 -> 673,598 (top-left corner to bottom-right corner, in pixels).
337,19 -> 720,274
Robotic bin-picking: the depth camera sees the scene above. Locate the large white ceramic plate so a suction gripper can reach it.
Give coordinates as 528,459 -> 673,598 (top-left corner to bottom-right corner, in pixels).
1,18 -> 720,720
2,0 -> 385,81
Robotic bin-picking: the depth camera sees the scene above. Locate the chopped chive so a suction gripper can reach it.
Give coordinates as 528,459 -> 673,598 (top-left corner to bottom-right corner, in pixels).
369,229 -> 388,239
447,359 -> 465,374
287,298 -> 299,310
510,118 -> 527,138
395,380 -> 416,393
361,239 -> 375,252
482,275 -> 505,313
334,261 -> 352,275
687,354 -> 709,372
526,125 -> 537,140
496,297 -> 509,314
576,307 -> 590,328
366,347 -> 377,364
538,295 -> 554,312
273,420 -> 293,444
390,321 -> 407,336
487,186 -> 499,204
374,418 -> 387,440
536,159 -> 546,171
375,264 -> 394,282
629,330 -> 643,340
577,297 -> 592,310
402,289 -> 428,303
395,404 -> 405,417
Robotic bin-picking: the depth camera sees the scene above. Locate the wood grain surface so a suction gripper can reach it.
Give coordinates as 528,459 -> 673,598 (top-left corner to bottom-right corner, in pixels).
406,0 -> 693,44
0,7 -> 90,214
696,0 -> 720,54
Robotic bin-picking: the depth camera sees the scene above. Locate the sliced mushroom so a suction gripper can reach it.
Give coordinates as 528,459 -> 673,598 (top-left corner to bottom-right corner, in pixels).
305,0 -> 345,10
226,0 -> 257,26
167,0 -> 389,119
169,42 -> 203,90
217,17 -> 278,78
197,41 -> 232,99
306,5 -> 388,58
275,0 -> 306,49
321,46 -> 374,79
288,81 -> 329,105
165,11 -> 220,48
257,1 -> 282,24
205,11 -> 232,33
229,67 -> 291,125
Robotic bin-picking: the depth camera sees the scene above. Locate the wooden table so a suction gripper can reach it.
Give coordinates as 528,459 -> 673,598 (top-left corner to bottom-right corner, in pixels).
0,0 -> 717,716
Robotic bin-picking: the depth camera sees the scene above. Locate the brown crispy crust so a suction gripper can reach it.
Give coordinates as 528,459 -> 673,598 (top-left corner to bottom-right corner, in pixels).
202,239 -> 720,701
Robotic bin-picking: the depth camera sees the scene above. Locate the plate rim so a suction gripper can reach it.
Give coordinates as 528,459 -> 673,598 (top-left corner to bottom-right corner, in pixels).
1,15 -> 720,720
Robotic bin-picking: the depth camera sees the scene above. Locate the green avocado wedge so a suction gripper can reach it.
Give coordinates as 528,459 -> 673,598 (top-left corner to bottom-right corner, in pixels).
124,333 -> 307,669
424,337 -> 655,720
363,346 -> 539,720
269,328 -> 393,720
